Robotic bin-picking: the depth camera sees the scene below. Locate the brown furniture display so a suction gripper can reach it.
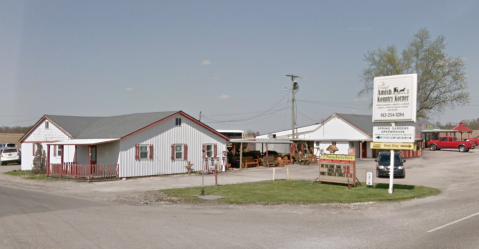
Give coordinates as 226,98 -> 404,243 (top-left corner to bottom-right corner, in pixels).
242,157 -> 259,168
261,156 -> 276,167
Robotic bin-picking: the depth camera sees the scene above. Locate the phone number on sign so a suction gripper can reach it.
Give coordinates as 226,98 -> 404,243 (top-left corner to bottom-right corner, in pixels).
380,113 -> 404,118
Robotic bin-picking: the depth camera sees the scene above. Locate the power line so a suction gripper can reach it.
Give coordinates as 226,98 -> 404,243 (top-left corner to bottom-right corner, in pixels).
201,89 -> 291,123
202,106 -> 290,123
296,99 -> 370,110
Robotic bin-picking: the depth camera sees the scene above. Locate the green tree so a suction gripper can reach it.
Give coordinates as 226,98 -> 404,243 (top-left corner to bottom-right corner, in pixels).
359,27 -> 469,119
32,144 -> 46,174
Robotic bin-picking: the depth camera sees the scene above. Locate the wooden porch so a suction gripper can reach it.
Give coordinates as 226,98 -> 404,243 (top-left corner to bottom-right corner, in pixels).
48,163 -> 119,179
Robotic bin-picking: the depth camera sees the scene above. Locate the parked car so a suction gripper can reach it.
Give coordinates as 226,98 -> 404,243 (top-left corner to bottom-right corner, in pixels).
427,136 -> 471,152
0,148 -> 21,165
375,151 -> 406,178
0,143 -> 16,152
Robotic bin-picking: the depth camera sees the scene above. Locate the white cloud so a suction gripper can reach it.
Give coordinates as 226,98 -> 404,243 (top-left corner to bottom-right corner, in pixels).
125,87 -> 133,91
201,60 -> 211,65
218,95 -> 230,100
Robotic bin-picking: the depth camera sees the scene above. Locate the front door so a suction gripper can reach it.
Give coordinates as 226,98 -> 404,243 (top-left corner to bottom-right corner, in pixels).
90,146 -> 97,165
361,142 -> 367,158
90,146 -> 97,173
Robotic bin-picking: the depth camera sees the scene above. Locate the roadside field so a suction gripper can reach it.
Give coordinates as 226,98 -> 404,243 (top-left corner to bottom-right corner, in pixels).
0,133 -> 23,148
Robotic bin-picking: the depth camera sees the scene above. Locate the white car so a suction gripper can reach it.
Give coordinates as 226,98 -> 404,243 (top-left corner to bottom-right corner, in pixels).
0,143 -> 16,152
1,148 -> 21,165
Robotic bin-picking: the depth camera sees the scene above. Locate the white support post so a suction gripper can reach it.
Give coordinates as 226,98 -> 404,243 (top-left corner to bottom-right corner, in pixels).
389,122 -> 396,194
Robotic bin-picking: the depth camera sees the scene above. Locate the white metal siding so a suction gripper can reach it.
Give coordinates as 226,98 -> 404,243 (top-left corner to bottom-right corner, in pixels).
21,120 -> 72,170
119,115 -> 227,178
24,120 -> 70,142
21,143 -> 35,170
97,142 -> 120,165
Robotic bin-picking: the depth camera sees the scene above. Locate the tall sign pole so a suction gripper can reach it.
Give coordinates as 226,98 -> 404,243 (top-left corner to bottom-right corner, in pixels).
286,74 -> 300,139
372,74 -> 417,194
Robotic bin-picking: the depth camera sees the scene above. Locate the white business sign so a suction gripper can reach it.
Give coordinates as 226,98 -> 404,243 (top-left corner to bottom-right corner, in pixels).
373,126 -> 416,143
372,74 -> 417,122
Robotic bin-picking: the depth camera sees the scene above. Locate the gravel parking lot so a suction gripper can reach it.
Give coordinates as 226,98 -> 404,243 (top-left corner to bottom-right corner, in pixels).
0,149 -> 476,205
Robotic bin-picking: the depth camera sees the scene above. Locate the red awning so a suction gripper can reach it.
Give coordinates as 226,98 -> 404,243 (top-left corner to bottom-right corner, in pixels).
452,121 -> 473,132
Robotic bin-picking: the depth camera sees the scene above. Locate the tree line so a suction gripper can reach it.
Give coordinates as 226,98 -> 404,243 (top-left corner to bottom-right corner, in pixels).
0,126 -> 32,134
436,119 -> 479,130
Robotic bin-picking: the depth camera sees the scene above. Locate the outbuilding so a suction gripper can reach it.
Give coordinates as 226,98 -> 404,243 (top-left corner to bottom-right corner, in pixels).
19,111 -> 229,178
257,113 -> 429,159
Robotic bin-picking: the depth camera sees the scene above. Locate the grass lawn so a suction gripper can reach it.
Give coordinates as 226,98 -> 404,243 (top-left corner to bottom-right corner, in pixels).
4,170 -> 59,180
160,180 -> 441,204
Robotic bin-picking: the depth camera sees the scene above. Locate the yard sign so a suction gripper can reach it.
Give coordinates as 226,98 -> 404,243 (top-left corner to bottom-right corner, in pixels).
319,154 -> 356,186
372,74 -> 417,122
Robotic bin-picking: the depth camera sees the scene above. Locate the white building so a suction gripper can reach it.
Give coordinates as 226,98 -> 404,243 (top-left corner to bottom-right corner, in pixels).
19,111 -> 229,178
257,113 -> 426,159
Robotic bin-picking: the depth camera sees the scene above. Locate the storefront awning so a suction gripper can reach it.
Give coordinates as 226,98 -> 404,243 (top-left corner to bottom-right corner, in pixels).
47,139 -> 120,146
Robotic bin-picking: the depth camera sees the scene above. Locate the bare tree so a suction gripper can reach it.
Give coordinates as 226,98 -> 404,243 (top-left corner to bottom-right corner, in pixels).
359,27 -> 469,119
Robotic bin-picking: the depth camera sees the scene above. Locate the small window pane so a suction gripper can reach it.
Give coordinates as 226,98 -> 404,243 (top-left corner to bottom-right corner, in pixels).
206,144 -> 213,157
175,152 -> 182,159
140,146 -> 148,159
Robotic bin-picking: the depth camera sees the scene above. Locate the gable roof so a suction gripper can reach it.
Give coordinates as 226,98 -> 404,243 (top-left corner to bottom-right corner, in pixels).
20,111 -> 229,142
259,112 -> 433,139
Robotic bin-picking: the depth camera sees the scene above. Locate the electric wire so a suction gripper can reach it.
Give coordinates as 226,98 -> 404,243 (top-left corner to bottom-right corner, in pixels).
201,89 -> 291,123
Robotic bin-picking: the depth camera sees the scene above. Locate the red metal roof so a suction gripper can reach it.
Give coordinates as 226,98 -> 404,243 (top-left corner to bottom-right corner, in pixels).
452,121 -> 473,132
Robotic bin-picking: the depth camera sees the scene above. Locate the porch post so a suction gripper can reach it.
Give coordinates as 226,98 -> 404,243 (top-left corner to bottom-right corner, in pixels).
74,145 -> 77,164
360,142 -> 363,159
60,145 -> 64,164
88,146 -> 91,178
239,142 -> 243,169
46,144 -> 50,176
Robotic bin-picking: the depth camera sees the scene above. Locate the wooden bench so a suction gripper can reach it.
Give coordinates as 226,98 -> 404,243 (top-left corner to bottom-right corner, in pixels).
261,156 -> 276,167
242,157 -> 259,168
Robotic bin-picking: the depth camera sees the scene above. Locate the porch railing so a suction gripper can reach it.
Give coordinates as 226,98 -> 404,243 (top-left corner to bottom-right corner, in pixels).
49,163 -> 119,179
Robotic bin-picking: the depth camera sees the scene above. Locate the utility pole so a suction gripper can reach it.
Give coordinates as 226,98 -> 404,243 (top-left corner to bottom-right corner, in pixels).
199,111 -> 202,122
286,74 -> 300,139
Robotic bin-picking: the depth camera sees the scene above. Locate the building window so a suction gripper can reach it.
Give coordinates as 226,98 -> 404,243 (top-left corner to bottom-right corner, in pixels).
205,144 -> 213,157
57,145 -> 62,156
175,118 -> 181,126
332,142 -> 337,145
175,144 -> 183,159
349,142 -> 354,148
139,145 -> 148,159
315,142 -> 320,146
45,121 -> 49,129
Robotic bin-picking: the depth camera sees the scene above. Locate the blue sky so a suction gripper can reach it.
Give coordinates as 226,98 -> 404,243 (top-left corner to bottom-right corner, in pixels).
2,0 -> 478,133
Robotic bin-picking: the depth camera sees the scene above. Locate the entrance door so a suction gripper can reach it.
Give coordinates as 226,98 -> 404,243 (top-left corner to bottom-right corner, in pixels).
90,146 -> 97,174
361,142 -> 367,158
90,146 -> 97,165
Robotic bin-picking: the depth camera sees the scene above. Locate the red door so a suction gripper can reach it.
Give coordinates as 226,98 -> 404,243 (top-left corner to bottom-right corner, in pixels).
361,142 -> 367,158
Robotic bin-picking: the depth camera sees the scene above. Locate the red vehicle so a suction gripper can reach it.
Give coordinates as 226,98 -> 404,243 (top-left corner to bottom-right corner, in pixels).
465,135 -> 479,147
428,136 -> 471,152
